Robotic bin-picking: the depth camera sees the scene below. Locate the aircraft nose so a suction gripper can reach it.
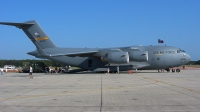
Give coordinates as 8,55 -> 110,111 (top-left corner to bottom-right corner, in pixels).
185,53 -> 191,63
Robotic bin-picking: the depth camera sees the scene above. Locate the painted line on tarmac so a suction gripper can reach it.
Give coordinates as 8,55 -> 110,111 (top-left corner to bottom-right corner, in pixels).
134,73 -> 200,99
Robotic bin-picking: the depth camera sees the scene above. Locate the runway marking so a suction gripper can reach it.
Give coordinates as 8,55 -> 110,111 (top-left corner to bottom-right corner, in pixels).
134,74 -> 200,99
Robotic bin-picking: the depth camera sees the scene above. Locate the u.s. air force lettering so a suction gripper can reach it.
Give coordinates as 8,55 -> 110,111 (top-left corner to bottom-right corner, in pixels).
153,51 -> 175,55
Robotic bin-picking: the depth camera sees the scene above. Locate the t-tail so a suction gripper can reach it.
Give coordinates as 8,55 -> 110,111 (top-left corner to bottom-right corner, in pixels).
0,20 -> 56,56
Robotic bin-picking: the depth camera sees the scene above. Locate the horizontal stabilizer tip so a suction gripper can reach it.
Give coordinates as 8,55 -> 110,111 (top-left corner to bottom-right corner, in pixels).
0,22 -> 34,28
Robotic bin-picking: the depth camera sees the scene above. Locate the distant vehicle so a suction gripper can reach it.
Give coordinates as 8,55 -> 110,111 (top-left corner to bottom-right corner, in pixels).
3,65 -> 18,72
4,65 -> 16,70
22,62 -> 46,73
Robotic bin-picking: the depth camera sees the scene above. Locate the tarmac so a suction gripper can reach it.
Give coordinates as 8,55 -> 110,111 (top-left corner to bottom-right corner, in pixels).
0,69 -> 200,112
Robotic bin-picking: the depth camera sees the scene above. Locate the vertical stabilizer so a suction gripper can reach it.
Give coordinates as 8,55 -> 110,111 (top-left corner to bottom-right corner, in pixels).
0,20 -> 57,49
22,20 -> 57,49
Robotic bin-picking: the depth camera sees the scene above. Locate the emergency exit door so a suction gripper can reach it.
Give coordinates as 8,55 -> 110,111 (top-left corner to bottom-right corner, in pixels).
88,60 -> 92,67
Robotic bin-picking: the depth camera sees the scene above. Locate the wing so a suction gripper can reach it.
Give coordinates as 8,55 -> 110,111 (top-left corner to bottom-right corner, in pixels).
48,51 -> 98,57
43,48 -> 123,57
27,48 -> 99,57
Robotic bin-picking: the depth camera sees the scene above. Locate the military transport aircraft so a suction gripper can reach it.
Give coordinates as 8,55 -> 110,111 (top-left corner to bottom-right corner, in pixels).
0,20 -> 190,72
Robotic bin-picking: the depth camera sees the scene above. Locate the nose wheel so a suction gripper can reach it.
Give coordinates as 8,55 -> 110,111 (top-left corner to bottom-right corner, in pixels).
176,69 -> 180,73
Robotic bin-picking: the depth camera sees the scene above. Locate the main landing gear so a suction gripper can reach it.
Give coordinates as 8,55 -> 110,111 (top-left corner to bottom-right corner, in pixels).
171,68 -> 180,73
161,68 -> 181,73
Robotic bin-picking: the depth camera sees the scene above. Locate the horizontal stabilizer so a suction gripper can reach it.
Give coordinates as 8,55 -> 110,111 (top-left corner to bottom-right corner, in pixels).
0,20 -> 57,49
0,22 -> 34,28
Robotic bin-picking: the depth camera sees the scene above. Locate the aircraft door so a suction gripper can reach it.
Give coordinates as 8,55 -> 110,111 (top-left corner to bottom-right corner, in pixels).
163,60 -> 166,67
156,57 -> 165,68
88,60 -> 92,67
156,57 -> 161,66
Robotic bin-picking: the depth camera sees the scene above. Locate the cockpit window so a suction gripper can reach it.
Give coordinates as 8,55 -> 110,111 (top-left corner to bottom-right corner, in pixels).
177,49 -> 185,53
181,50 -> 185,52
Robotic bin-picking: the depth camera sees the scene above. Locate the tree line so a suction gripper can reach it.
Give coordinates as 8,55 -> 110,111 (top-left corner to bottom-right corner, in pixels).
0,59 -> 63,68
187,60 -> 200,65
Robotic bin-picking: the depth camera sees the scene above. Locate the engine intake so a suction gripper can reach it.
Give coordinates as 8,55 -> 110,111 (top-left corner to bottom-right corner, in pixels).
101,52 -> 129,64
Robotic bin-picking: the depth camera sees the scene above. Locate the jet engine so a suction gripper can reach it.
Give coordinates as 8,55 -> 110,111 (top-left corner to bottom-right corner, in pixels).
128,51 -> 148,61
101,52 -> 129,64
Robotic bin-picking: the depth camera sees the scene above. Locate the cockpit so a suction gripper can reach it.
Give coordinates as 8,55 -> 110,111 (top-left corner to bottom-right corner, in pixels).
176,48 -> 191,65
177,48 -> 185,53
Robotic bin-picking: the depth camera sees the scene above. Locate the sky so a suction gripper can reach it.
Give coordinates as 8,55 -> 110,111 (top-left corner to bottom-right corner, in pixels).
0,0 -> 199,61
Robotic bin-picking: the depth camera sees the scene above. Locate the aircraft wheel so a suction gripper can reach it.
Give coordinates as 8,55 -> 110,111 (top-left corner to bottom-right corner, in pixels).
172,69 -> 175,73
176,69 -> 180,73
165,68 -> 170,72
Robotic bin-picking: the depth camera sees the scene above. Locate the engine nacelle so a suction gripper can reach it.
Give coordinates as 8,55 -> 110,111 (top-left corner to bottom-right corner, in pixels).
129,51 -> 148,61
101,52 -> 129,64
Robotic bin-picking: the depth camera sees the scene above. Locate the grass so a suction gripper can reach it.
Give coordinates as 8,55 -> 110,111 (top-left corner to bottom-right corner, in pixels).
185,65 -> 200,68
